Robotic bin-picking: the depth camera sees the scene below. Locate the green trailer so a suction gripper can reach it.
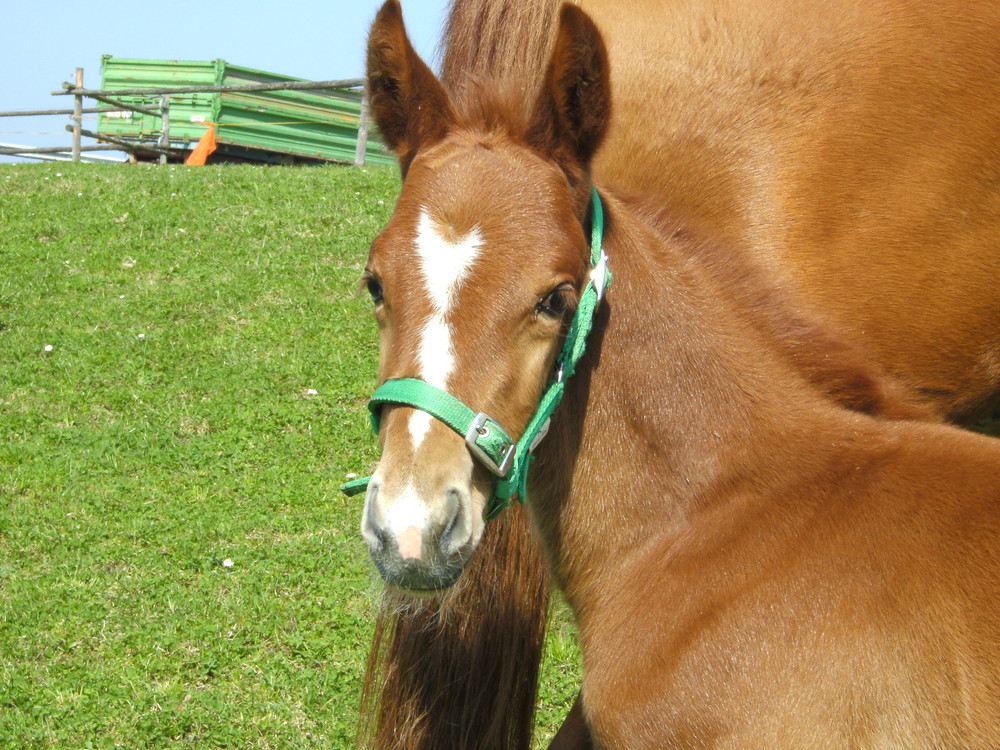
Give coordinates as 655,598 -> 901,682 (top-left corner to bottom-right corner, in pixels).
97,56 -> 394,166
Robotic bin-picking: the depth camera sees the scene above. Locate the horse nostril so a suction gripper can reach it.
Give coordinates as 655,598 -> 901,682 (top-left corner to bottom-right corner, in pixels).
360,483 -> 386,554
439,487 -> 470,556
368,521 -> 386,551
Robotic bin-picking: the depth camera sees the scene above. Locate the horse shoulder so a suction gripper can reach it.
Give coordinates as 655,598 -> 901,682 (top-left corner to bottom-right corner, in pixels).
574,416 -> 1000,748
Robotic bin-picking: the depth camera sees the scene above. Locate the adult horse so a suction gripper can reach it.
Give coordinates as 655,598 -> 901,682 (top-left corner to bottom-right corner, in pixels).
357,0 -> 1000,747
442,0 -> 1000,424
356,2 -> 1000,746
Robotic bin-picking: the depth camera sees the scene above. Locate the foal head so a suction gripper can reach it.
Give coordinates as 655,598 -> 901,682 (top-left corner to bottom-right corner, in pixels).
359,0 -> 610,590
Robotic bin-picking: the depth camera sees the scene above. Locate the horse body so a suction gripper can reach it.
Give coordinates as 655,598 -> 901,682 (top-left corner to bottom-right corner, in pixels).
359,3 -> 1000,747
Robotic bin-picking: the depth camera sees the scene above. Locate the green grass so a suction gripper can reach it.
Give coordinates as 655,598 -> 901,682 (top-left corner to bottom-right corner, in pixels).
0,163 -> 580,748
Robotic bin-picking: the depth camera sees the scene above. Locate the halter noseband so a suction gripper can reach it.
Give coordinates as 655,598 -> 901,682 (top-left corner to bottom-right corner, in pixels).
341,187 -> 611,520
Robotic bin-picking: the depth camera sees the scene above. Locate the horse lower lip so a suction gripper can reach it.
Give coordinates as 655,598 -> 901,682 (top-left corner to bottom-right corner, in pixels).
388,582 -> 453,597
387,572 -> 461,592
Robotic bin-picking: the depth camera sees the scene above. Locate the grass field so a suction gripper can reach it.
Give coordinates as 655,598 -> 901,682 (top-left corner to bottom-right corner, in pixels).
0,163 -> 580,748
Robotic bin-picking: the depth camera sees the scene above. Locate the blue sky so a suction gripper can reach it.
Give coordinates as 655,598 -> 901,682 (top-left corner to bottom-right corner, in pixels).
0,0 -> 447,162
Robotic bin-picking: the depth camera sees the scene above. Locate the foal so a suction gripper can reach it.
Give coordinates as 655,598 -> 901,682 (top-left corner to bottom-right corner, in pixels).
359,2 -> 1000,747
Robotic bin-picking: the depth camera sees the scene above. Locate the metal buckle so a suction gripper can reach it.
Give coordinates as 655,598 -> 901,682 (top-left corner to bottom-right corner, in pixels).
465,412 -> 516,477
590,249 -> 609,301
529,418 -> 551,453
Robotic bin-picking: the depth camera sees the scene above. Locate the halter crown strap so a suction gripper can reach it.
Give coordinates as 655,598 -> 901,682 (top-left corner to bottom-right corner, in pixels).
341,187 -> 611,520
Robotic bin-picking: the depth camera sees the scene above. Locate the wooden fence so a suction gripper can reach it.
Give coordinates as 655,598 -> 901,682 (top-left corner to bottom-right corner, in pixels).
0,68 -> 371,165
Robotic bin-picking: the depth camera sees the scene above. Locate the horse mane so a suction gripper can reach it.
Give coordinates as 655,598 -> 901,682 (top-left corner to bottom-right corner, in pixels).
441,0 -> 565,90
358,503 -> 550,750
626,196 -> 938,422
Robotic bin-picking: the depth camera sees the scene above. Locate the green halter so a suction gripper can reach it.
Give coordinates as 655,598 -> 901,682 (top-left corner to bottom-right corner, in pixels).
341,187 -> 611,520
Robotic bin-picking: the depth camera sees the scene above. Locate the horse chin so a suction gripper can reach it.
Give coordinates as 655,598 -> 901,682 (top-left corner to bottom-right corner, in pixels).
370,549 -> 470,593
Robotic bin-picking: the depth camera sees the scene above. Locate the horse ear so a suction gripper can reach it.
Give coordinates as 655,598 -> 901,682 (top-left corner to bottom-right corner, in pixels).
528,5 -> 611,171
366,0 -> 455,174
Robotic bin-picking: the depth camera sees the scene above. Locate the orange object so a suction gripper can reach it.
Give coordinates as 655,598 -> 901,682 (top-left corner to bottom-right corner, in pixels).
185,123 -> 217,166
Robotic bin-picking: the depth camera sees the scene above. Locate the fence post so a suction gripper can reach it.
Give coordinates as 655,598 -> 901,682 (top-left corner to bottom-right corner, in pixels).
159,94 -> 170,165
354,88 -> 370,166
72,68 -> 83,163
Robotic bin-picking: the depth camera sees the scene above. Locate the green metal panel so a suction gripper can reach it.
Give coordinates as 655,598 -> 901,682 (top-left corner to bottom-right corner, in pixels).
97,56 -> 395,165
98,57 -> 222,144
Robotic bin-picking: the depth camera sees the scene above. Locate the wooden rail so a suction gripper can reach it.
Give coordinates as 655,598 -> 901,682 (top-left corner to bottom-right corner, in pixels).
0,107 -> 121,117
0,144 -> 122,156
68,126 -> 173,157
50,78 -> 365,98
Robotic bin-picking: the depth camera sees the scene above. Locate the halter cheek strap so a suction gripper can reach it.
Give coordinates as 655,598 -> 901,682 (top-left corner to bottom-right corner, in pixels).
341,187 -> 611,521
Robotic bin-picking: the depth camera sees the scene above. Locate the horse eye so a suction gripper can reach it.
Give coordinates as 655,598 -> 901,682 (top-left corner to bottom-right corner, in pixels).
536,286 -> 570,317
365,276 -> 384,306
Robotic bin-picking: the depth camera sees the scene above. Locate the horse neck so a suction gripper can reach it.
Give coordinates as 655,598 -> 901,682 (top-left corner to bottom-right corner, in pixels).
528,193 -> 852,608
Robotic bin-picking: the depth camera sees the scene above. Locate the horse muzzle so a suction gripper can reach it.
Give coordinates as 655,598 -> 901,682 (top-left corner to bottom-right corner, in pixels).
361,479 -> 482,591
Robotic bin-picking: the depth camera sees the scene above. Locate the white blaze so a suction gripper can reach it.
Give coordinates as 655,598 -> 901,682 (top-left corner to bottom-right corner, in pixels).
409,209 -> 483,448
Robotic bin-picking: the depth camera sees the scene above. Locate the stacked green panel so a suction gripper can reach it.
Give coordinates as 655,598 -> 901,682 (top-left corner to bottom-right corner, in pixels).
97,56 -> 394,166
